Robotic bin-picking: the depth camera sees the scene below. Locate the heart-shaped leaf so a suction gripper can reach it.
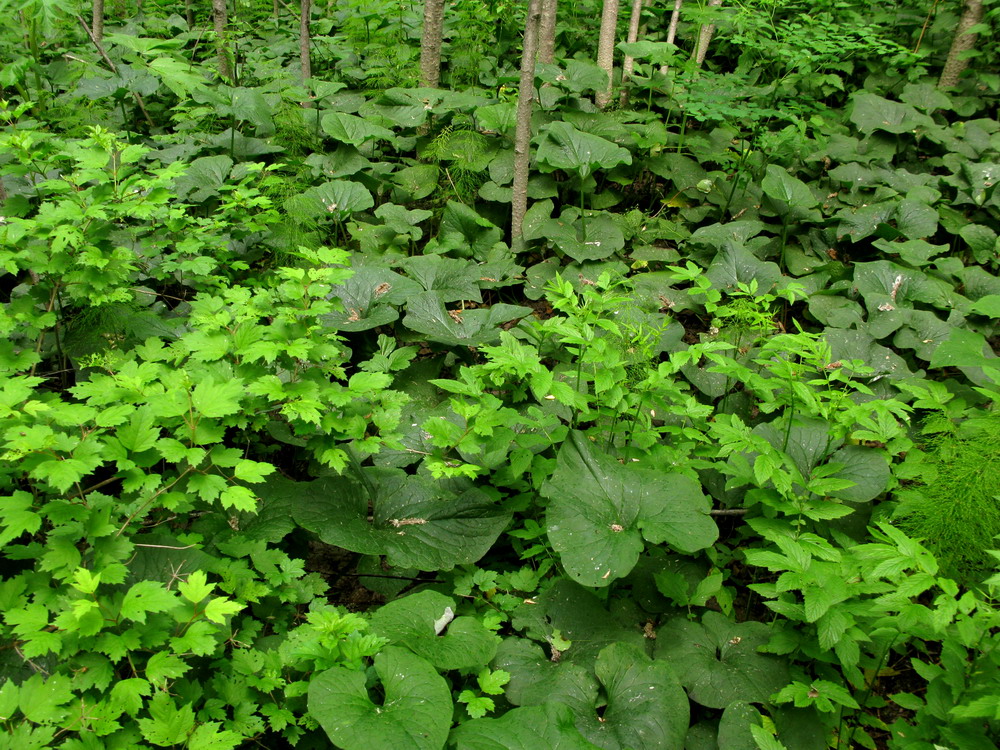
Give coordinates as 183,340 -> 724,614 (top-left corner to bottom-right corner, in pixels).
308,647 -> 451,750
321,111 -> 395,146
536,122 -> 632,179
451,703 -> 601,749
403,292 -> 531,347
258,470 -> 511,570
370,590 -> 499,670
542,432 -> 717,587
655,612 -> 789,709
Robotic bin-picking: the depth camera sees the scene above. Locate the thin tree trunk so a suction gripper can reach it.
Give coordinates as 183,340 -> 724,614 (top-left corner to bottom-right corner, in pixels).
92,0 -> 104,40
299,0 -> 312,83
212,0 -> 232,81
537,0 -> 558,64
419,0 -> 446,88
595,0 -> 619,109
938,0 -> 984,88
692,0 -> 722,69
660,0 -> 682,74
511,0 -> 543,252
185,0 -> 194,28
273,0 -> 279,17
619,0 -> 643,105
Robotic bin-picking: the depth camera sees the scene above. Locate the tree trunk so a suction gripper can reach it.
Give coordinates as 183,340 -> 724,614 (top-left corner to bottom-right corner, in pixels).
692,0 -> 722,69
185,0 -> 194,28
660,0 -> 682,74
212,0 -> 232,81
299,0 -> 312,83
511,0 -> 543,252
419,0 -> 446,88
273,0 -> 279,18
938,0 -> 984,88
619,0 -> 643,104
92,0 -> 104,40
537,0 -> 558,64
595,0 -> 619,109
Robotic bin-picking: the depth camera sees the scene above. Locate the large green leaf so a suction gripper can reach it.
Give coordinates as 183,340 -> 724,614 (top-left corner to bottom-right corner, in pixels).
369,590 -> 499,670
494,640 -> 688,750
289,180 -> 374,221
308,647 -> 451,750
581,643 -> 689,750
403,292 -> 531,347
400,255 -> 484,303
535,122 -> 632,178
849,92 -> 934,135
541,432 -> 717,587
717,702 -> 763,750
324,264 -> 421,331
258,470 -> 511,570
761,165 -> 818,210
705,242 -> 782,292
537,209 -> 624,262
508,579 -> 648,665
451,704 -> 601,749
321,111 -> 395,146
655,612 -> 789,709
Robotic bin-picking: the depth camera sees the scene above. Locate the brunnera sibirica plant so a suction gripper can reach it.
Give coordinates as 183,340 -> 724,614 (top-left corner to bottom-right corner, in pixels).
2,0 -> 1000,745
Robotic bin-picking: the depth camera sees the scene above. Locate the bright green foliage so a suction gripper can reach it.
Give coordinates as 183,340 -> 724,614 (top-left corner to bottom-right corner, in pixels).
2,0 -> 1000,748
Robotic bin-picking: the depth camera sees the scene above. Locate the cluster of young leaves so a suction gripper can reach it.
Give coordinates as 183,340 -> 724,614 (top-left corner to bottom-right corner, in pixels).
2,0 -> 1000,747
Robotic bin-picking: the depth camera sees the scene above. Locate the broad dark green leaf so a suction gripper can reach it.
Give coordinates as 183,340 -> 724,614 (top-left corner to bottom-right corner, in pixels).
535,122 -> 632,178
403,292 -> 531,347
542,432 -> 716,587
308,647 -> 451,750
321,111 -> 395,146
369,590 -> 499,670
655,612 -> 789,709
259,470 -> 511,570
451,704 -> 601,750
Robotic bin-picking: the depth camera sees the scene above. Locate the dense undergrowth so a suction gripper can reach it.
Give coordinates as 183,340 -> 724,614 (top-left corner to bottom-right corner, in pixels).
1,0 -> 1000,747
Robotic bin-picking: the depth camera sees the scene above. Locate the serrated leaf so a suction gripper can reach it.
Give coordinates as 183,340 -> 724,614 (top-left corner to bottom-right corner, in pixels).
203,596 -> 244,623
137,692 -> 195,746
121,580 -> 179,623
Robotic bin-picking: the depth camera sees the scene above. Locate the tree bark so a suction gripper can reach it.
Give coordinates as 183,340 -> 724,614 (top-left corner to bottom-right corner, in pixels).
595,0 -> 619,109
938,0 -> 984,88
185,0 -> 194,28
212,0 -> 232,81
299,0 -> 312,83
92,0 -> 104,40
692,0 -> 722,69
537,0 -> 558,64
619,0 -> 643,104
511,0 -> 543,252
660,0 -> 682,74
419,0 -> 446,88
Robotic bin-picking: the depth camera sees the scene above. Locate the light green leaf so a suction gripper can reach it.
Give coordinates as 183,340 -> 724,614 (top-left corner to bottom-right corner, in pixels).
0,491 -> 41,547
187,721 -> 243,750
137,692 -> 195,746
179,570 -> 213,603
191,377 -> 244,418
18,674 -> 74,725
309,647 -> 452,750
121,580 -> 179,623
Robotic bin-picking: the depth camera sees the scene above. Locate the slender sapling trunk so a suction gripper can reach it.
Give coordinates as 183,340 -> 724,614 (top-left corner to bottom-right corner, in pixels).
595,0 -> 619,109
511,0 -> 543,252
